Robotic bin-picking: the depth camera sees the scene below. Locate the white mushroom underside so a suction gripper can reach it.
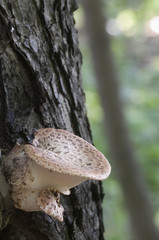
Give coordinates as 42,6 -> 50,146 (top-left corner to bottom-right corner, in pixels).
18,161 -> 87,212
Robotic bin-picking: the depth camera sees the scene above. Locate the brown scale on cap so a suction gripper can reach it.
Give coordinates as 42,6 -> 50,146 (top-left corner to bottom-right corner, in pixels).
3,128 -> 111,221
27,128 -> 111,180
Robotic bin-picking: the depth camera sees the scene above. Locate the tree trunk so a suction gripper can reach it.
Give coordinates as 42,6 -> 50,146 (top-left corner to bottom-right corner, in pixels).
0,1 -> 105,239
81,0 -> 159,239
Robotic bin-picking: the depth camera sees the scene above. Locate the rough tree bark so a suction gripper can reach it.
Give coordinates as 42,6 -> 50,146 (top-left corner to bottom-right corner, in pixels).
0,1 -> 105,239
81,0 -> 159,240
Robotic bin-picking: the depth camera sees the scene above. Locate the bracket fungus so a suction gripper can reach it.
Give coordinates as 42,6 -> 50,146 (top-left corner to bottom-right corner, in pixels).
3,128 -> 111,222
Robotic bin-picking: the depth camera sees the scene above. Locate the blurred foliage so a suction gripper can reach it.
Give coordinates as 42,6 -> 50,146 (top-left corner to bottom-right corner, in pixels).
74,1 -> 159,239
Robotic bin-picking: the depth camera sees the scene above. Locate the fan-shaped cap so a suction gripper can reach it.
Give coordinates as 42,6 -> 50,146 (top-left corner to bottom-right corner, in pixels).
24,128 -> 111,181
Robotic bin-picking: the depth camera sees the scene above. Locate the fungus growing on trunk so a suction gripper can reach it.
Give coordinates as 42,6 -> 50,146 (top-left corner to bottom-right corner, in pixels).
3,128 -> 111,222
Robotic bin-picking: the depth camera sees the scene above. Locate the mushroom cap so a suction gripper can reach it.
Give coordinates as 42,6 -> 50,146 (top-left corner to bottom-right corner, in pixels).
24,128 -> 111,181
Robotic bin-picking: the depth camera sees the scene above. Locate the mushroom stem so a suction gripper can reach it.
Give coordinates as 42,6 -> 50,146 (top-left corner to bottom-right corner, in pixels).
36,188 -> 64,222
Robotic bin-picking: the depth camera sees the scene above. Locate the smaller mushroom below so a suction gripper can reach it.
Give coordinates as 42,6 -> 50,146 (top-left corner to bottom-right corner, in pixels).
37,188 -> 64,222
3,128 -> 111,221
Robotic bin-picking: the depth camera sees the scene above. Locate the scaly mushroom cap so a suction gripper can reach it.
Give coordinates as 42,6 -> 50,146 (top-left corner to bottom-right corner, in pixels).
24,128 -> 111,180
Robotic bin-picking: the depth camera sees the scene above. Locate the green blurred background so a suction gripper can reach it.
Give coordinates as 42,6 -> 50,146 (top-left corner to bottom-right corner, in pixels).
74,1 -> 159,239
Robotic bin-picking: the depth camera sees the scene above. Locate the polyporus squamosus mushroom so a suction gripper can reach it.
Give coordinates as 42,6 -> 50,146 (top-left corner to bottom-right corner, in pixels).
4,128 -> 111,222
